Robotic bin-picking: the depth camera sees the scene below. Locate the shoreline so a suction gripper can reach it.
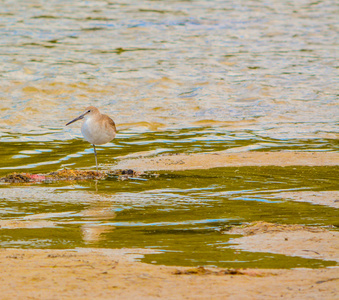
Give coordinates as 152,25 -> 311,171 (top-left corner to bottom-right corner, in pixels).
1,150 -> 338,299
113,151 -> 339,171
0,247 -> 337,300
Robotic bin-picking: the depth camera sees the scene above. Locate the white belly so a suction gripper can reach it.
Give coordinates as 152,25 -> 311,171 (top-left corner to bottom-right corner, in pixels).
81,118 -> 116,145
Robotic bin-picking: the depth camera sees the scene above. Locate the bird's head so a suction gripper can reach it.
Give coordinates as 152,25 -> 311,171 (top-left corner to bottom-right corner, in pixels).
66,106 -> 99,126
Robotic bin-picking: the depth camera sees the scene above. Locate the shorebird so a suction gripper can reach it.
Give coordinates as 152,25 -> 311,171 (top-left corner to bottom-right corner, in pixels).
66,106 -> 116,172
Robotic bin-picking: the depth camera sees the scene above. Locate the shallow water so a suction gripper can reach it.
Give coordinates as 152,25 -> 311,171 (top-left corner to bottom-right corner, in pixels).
0,166 -> 338,268
0,0 -> 338,268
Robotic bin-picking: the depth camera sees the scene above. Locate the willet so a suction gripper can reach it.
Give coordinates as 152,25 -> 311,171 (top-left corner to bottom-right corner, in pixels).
66,106 -> 116,172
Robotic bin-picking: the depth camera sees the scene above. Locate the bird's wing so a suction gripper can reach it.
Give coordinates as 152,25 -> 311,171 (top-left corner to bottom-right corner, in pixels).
104,115 -> 117,133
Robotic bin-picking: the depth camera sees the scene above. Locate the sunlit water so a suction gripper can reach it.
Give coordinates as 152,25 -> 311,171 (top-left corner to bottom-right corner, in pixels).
0,0 -> 338,268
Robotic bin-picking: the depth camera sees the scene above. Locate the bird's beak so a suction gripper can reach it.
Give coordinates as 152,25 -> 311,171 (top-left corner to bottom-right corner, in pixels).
66,112 -> 87,126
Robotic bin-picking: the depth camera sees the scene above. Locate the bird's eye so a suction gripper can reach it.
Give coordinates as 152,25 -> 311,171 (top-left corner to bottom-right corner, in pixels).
88,110 -> 91,113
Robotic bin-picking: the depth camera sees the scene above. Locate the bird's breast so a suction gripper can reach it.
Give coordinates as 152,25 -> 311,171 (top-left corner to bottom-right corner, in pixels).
81,118 -> 116,145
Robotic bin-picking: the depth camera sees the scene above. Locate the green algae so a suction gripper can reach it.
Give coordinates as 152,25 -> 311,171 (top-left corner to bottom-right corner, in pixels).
0,166 -> 338,269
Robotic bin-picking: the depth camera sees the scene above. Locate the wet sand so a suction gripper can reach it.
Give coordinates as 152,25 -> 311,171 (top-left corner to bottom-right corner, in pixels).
0,248 -> 338,300
228,222 -> 339,262
1,151 -> 338,299
269,191 -> 339,209
113,151 -> 339,171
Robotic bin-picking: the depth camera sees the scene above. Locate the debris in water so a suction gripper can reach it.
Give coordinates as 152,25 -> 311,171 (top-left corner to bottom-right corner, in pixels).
1,173 -> 31,183
0,169 -> 150,184
173,266 -> 263,276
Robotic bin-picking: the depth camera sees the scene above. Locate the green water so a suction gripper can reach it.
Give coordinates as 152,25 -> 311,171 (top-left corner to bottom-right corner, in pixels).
0,131 -> 337,176
1,166 -> 338,268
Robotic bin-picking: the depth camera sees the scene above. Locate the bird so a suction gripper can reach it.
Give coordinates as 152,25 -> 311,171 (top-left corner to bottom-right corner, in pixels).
66,106 -> 116,172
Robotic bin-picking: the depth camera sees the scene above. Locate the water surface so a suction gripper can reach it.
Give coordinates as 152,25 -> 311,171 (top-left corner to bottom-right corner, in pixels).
0,0 -> 338,268
1,166 -> 338,268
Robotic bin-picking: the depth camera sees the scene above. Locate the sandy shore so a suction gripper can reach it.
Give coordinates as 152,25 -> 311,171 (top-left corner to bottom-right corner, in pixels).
227,222 -> 339,262
1,151 -> 338,299
0,247 -> 338,300
113,151 -> 339,171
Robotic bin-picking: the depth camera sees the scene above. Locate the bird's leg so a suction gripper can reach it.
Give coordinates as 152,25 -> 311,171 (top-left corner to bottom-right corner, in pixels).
93,144 -> 98,172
